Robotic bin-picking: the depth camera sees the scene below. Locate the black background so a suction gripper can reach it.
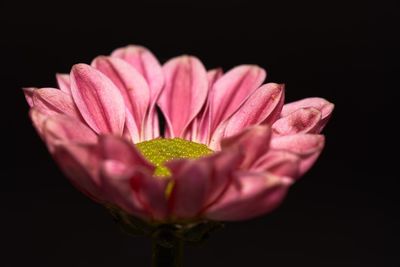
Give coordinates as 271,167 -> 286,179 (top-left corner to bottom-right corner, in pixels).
1,0 -> 398,266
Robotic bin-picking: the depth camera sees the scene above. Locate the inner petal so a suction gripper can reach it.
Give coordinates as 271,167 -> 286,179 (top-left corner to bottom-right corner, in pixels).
135,138 -> 213,177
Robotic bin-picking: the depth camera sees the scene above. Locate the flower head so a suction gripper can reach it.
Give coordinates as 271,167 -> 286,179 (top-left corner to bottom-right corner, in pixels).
24,45 -> 333,223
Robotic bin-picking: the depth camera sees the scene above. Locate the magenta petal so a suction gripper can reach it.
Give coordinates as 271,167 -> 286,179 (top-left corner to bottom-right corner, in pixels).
92,56 -> 150,135
70,64 -> 125,135
43,114 -> 97,148
206,172 -> 291,221
220,125 -> 271,168
271,134 -> 325,175
209,65 -> 266,132
158,56 -> 208,137
52,143 -> 104,202
272,107 -> 322,136
281,97 -> 334,133
32,88 -> 81,119
56,73 -> 71,93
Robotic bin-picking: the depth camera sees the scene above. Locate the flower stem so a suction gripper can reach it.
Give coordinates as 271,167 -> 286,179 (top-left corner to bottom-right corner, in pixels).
152,227 -> 184,267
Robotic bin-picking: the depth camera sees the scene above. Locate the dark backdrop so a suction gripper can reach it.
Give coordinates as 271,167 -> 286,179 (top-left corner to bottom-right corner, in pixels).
1,1 -> 398,266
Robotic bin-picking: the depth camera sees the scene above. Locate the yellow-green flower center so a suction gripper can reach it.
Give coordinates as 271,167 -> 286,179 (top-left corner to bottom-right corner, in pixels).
135,138 -> 213,177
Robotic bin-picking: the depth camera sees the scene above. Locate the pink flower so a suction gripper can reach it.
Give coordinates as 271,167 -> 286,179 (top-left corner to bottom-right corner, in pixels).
24,45 -> 334,222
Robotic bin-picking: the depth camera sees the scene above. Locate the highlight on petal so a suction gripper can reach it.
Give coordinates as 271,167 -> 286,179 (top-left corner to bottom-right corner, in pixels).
271,134 -> 325,175
207,68 -> 223,86
281,97 -> 334,133
23,87 -> 35,107
32,88 -> 81,119
208,65 -> 266,132
206,171 -> 291,221
272,107 -> 322,136
70,64 -> 125,135
158,56 -> 208,137
56,73 -> 71,93
92,56 -> 150,135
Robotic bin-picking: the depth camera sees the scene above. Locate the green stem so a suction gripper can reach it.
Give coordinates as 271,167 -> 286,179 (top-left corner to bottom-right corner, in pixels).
152,228 -> 184,267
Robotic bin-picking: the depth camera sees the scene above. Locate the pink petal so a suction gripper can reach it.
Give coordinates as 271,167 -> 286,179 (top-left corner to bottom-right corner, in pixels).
111,45 -> 164,141
167,147 -> 242,219
158,56 -> 208,137
70,64 -> 125,135
139,104 -> 161,141
168,161 -> 212,219
272,107 -> 322,136
92,56 -> 150,136
271,134 -> 325,175
208,65 -> 266,133
218,83 -> 284,139
209,84 -> 283,149
206,171 -> 291,221
32,88 -> 81,119
111,45 -> 164,103
98,135 -> 153,170
100,160 -> 148,219
253,151 -> 300,179
23,87 -> 35,107
29,108 -> 48,138
52,143 -> 104,202
199,148 -> 243,209
56,73 -> 71,93
220,125 -> 271,168
131,171 -> 169,221
207,68 -> 223,86
43,114 -> 97,149
96,137 -> 154,218
189,68 -> 224,143
151,111 -> 160,138
123,108 -> 140,143
281,97 -> 334,133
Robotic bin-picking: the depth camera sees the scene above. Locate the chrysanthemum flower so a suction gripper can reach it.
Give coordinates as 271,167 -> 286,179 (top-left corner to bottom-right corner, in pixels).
24,45 -> 333,223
